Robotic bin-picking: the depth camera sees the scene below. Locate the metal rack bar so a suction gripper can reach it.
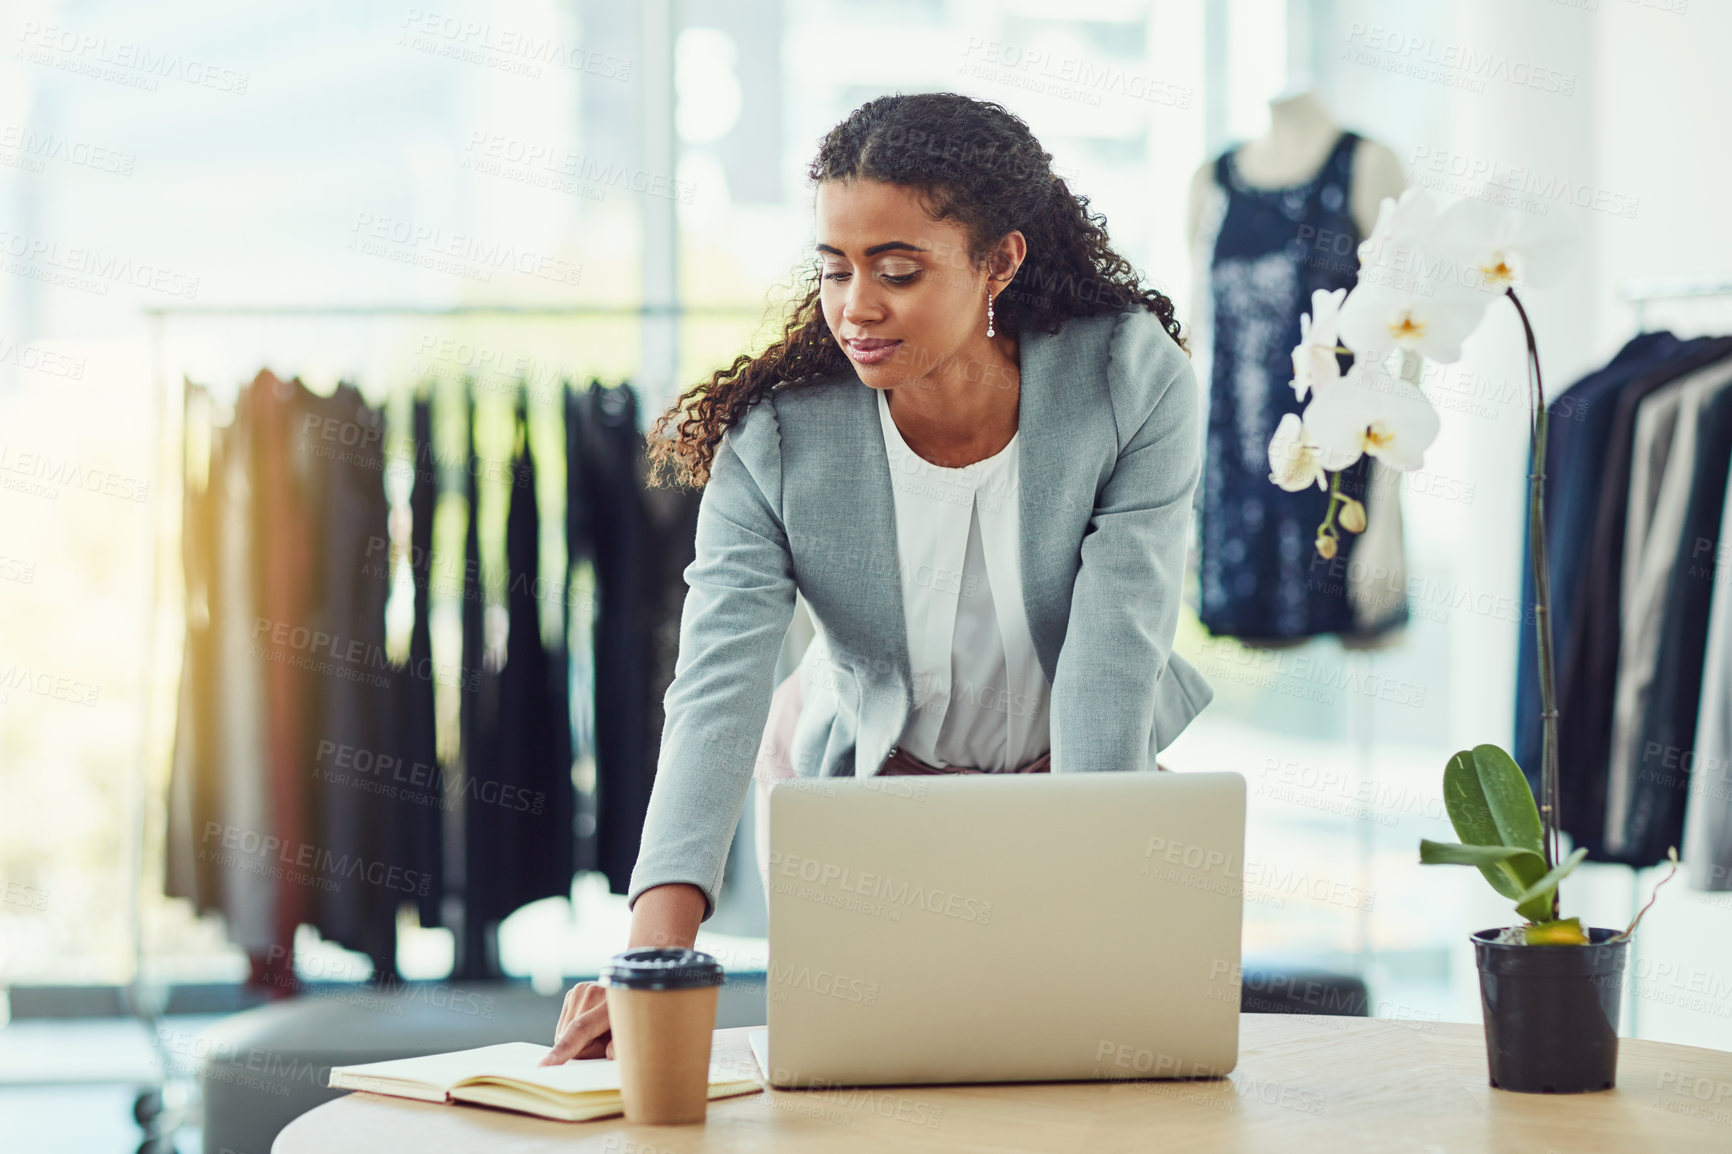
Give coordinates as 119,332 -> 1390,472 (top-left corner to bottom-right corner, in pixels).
1619,274 -> 1732,333
141,303 -> 762,318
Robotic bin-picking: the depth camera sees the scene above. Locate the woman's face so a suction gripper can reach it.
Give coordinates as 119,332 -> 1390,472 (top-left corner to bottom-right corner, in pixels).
815,178 -> 1018,391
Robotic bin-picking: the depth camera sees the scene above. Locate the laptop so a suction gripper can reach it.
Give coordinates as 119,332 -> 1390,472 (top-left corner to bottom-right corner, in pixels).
760,769 -> 1245,1088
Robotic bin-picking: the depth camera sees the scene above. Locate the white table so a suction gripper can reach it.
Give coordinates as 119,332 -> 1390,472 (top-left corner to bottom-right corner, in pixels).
275,1016 -> 1732,1152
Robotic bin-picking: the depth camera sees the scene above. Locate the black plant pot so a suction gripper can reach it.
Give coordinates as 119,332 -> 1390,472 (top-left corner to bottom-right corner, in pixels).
1471,926 -> 1629,1093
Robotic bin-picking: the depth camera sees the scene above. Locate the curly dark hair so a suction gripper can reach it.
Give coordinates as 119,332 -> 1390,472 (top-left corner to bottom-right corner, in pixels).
647,91 -> 1189,488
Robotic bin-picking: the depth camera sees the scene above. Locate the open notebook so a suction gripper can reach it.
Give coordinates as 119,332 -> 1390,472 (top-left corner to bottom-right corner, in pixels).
327,1042 -> 764,1123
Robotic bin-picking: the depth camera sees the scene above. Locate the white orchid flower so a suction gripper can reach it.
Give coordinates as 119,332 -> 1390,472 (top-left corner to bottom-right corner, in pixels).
1337,274 -> 1488,365
1301,360 -> 1441,473
1430,194 -> 1579,294
1268,412 -> 1328,492
1356,187 -> 1439,269
1342,187 -> 1491,363
1290,287 -> 1348,402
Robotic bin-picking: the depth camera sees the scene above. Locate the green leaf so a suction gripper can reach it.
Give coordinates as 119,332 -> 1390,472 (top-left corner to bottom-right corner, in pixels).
1513,846 -> 1589,923
1419,839 -> 1547,901
1441,745 -> 1546,898
1418,840 -> 1544,869
1445,745 -> 1545,853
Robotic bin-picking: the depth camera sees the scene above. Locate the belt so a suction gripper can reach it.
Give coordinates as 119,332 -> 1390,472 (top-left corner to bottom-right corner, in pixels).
878,744 -> 1052,775
877,747 -> 1176,775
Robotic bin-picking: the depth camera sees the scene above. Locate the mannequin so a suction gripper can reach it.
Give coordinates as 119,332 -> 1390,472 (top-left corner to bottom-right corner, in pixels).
1185,86 -> 1409,646
1186,87 -> 1402,245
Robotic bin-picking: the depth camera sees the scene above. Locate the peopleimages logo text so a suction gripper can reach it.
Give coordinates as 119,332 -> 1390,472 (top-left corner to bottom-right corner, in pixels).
767,851 -> 993,924
199,822 -> 431,896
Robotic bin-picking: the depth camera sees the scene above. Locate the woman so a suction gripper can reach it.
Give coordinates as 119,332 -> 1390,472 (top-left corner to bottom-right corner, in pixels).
543,91 -> 1212,1064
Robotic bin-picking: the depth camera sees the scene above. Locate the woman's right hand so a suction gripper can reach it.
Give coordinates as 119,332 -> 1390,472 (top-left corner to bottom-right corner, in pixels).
538,882 -> 709,1066
540,980 -> 615,1065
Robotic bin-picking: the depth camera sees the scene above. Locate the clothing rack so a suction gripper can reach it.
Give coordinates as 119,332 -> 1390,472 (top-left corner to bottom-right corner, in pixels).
126,301 -> 761,1143
143,302 -> 766,413
1603,275 -> 1732,1039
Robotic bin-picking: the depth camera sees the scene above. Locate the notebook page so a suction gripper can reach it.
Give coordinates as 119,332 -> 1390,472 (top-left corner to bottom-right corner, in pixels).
449,1083 -> 627,1122
471,1057 -> 760,1096
328,1041 -> 552,1094
452,1075 -> 765,1122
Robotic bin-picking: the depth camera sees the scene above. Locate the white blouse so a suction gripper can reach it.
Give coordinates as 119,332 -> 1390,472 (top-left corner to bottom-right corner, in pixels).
877,386 -> 1052,770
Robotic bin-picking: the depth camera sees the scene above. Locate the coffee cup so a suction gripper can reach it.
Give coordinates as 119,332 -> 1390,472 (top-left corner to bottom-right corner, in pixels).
602,947 -> 725,1124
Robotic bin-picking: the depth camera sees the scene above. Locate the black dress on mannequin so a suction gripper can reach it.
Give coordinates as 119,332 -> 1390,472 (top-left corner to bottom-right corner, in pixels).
1198,130 -> 1403,641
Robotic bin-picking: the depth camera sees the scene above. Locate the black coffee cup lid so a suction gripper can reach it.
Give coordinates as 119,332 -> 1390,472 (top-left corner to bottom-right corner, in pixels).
601,947 -> 725,990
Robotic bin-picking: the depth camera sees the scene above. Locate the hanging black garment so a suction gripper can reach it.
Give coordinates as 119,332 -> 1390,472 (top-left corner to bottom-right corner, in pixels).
1513,331 -> 1690,795
303,384 -> 403,977
458,391 -> 486,800
565,383 -> 599,876
391,394 -> 444,928
1198,130 -> 1399,640
570,381 -> 653,894
204,380 -> 276,956
1612,384 -> 1732,864
641,477 -> 703,834
1556,337 -> 1732,858
166,382 -> 221,912
454,394 -> 492,975
247,371 -> 336,976
465,397 -> 576,929
564,380 -> 703,895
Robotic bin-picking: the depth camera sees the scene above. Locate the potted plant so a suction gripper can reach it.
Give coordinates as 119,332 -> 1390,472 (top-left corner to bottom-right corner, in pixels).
1266,187 -> 1677,1093
1419,743 -> 1673,1092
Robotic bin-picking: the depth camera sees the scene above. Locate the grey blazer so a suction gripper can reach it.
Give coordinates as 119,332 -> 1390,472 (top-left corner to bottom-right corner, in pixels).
628,307 -> 1215,918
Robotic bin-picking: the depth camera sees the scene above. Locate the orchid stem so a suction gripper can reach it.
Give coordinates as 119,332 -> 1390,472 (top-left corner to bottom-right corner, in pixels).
1317,471 -> 1346,541
1507,287 -> 1560,907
